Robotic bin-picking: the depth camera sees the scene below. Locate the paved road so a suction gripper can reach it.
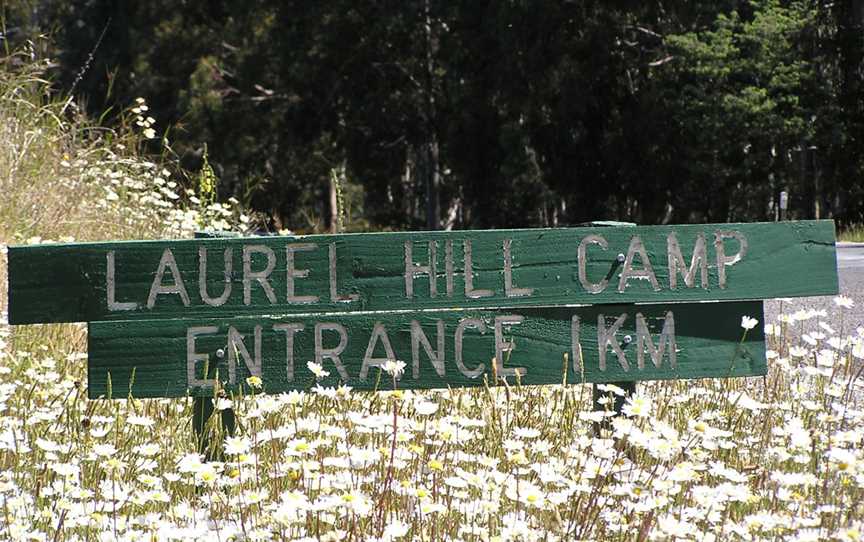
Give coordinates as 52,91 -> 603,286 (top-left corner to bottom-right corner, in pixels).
837,242 -> 864,270
764,243 -> 864,332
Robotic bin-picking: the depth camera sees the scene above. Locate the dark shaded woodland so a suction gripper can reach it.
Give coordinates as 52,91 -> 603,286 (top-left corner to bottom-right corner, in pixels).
6,1 -> 864,230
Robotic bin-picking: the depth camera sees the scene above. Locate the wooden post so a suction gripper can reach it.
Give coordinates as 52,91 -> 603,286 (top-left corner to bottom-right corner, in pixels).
592,381 -> 636,435
582,221 -> 637,435
193,231 -> 238,460
192,391 -> 236,459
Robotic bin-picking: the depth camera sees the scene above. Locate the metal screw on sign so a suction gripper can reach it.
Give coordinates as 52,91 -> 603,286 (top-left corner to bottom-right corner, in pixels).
580,221 -> 638,436
192,230 -> 242,461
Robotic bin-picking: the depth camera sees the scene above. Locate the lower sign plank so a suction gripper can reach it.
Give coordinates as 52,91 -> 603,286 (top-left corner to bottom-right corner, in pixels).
88,301 -> 765,399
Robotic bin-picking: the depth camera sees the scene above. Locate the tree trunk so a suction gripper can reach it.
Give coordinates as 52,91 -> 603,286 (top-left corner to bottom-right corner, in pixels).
835,0 -> 864,222
329,171 -> 339,233
423,0 -> 440,230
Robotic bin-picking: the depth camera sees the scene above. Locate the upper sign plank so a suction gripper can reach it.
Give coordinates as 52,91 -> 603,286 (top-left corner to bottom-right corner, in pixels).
8,220 -> 837,324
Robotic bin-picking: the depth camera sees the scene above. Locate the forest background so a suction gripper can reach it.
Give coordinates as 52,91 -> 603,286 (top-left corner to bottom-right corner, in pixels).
3,0 -> 864,233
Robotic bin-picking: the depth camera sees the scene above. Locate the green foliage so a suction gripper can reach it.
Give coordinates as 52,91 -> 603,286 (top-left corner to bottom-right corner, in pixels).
198,145 -> 217,206
659,1 -> 824,220
18,0 -> 864,228
0,45 -> 246,246
838,224 -> 864,242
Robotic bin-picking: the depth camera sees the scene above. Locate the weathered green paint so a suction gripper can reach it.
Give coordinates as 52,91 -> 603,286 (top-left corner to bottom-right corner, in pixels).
87,301 -> 766,398
8,221 -> 836,324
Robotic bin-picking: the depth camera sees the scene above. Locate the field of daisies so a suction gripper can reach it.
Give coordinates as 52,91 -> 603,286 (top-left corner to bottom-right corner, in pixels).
2,54 -> 864,542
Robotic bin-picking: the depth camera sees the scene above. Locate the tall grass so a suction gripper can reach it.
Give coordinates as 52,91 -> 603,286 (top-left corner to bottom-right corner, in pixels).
2,54 -> 135,244
0,49 -> 245,347
838,225 -> 864,243
0,53 -> 863,541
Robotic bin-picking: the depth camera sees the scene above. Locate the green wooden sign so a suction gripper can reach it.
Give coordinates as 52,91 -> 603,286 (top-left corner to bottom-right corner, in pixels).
87,301 -> 765,398
6,220 -> 837,399
8,220 -> 837,324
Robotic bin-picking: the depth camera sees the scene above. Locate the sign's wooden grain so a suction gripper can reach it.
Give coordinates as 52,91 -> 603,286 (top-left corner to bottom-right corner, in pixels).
87,301 -> 765,398
8,220 -> 836,325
